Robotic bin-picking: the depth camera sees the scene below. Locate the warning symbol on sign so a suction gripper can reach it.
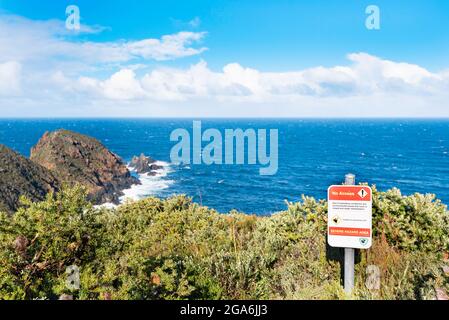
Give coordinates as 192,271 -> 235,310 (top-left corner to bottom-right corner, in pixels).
327,185 -> 373,249
332,216 -> 341,225
358,189 -> 368,199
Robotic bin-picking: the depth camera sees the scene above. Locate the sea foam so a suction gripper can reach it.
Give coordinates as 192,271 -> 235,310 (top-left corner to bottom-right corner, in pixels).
119,161 -> 174,203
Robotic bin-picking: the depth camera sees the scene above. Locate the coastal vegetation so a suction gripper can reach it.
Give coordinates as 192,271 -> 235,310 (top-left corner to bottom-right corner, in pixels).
1,129 -> 448,300
0,185 -> 448,300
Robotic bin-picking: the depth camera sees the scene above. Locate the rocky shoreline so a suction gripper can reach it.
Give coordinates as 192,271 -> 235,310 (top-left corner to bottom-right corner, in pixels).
0,129 -> 156,213
129,153 -> 164,175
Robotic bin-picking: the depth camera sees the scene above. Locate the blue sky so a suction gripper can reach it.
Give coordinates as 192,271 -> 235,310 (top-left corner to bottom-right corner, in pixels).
0,0 -> 449,117
3,0 -> 449,70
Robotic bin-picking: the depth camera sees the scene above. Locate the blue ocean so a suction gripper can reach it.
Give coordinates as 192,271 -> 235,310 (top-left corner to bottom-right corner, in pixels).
1,119 -> 448,215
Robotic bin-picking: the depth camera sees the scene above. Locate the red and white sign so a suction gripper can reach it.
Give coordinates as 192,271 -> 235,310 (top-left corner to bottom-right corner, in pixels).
327,185 -> 372,249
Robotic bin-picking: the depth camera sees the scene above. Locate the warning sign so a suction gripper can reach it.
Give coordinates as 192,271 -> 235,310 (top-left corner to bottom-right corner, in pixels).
327,185 -> 372,249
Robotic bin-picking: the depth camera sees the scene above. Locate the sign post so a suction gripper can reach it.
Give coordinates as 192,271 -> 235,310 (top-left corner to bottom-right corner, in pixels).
327,174 -> 372,295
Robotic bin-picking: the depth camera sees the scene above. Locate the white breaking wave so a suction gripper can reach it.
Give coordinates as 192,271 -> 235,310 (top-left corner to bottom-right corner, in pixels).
119,161 -> 174,203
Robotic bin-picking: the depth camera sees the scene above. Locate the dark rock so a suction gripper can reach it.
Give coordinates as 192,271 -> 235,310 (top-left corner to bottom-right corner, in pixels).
150,163 -> 163,171
30,129 -> 139,205
0,144 -> 60,213
129,153 -> 157,174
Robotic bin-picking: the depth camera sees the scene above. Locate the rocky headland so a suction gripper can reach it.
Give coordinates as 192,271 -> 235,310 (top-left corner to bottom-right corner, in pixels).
0,144 -> 60,213
0,129 -> 147,212
30,130 -> 139,204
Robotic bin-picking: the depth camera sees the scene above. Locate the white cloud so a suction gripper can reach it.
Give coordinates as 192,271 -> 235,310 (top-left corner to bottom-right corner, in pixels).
70,53 -> 448,104
1,14 -> 449,117
0,14 -> 207,68
0,61 -> 21,96
101,69 -> 146,100
126,32 -> 207,61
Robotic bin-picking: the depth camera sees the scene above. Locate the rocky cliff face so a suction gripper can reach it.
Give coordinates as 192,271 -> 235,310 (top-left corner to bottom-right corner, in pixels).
30,130 -> 139,204
0,145 -> 60,213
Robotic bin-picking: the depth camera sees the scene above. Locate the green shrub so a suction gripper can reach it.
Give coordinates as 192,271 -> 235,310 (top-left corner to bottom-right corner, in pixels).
0,185 -> 448,300
372,186 -> 449,253
0,186 -> 105,299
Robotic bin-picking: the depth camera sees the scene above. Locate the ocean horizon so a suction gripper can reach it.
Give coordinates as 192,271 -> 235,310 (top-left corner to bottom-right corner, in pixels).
1,118 -> 448,214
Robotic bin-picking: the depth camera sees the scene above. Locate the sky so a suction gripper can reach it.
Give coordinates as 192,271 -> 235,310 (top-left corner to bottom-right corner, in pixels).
0,0 -> 449,117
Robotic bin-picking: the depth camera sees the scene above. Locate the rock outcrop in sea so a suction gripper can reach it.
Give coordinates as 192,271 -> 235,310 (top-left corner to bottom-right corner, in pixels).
129,153 -> 163,175
0,144 -> 60,213
30,129 -> 139,204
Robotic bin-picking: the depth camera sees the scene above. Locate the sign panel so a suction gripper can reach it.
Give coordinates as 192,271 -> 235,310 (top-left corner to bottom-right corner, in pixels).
327,185 -> 372,249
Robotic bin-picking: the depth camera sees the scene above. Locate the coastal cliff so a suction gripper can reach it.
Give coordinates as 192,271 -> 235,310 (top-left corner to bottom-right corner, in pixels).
0,144 -> 60,213
29,129 -> 139,204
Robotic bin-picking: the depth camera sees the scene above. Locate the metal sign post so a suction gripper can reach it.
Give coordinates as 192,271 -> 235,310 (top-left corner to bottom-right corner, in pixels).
327,173 -> 373,296
344,174 -> 355,295
344,247 -> 355,295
